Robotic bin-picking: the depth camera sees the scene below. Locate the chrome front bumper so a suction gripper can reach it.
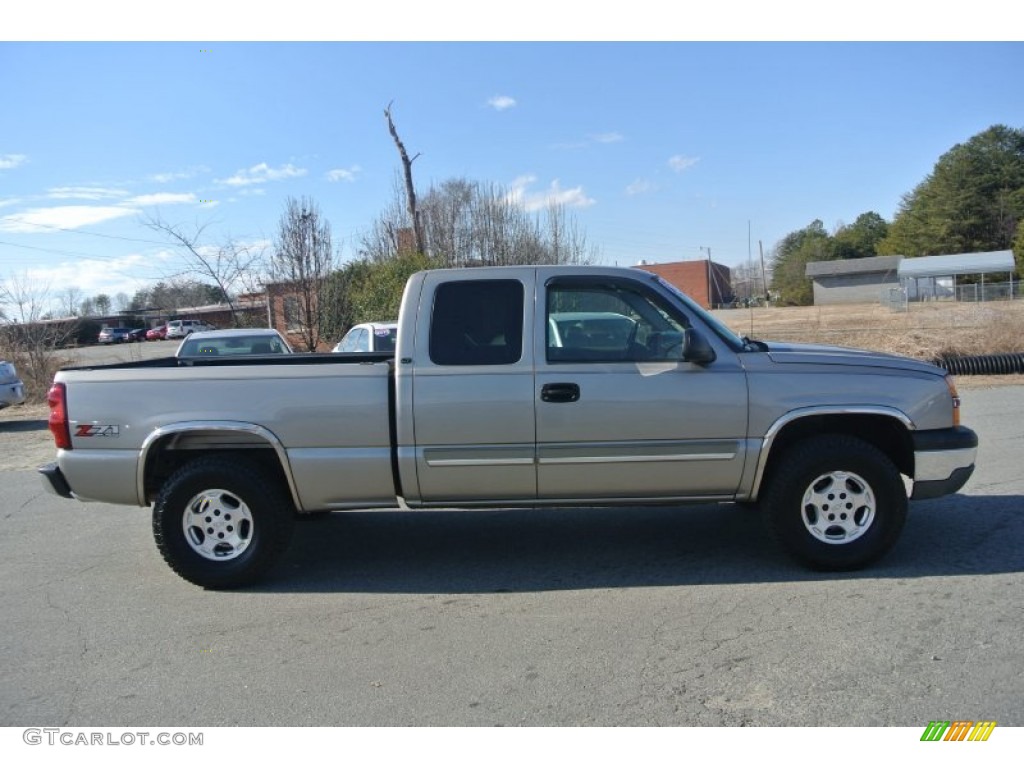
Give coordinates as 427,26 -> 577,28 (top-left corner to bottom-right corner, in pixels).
911,426 -> 979,500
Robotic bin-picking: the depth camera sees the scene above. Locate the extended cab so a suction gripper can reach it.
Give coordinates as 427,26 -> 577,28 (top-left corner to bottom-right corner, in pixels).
40,266 -> 978,588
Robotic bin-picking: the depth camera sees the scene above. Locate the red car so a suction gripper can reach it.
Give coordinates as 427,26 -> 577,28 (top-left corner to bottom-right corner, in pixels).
146,325 -> 167,341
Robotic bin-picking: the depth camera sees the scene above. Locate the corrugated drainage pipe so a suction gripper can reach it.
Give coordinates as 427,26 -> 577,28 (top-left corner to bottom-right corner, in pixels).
934,353 -> 1024,376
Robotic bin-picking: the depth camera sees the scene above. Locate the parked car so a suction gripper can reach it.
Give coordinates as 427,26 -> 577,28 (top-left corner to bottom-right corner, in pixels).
97,327 -> 132,344
146,325 -> 167,341
166,319 -> 216,340
0,360 -> 25,409
175,328 -> 293,357
127,328 -> 148,342
333,321 -> 398,353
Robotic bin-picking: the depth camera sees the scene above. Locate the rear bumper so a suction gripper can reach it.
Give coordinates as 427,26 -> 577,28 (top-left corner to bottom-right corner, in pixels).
38,462 -> 74,499
911,426 -> 978,500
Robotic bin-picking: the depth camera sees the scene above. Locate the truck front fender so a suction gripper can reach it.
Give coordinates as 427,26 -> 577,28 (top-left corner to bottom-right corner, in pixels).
747,406 -> 916,501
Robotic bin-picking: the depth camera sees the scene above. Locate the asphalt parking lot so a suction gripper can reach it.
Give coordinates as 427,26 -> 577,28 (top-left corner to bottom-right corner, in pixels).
1,379 -> 1022,727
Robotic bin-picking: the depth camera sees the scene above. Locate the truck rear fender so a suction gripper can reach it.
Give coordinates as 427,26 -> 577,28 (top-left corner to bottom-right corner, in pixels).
137,422 -> 303,510
748,407 -> 916,501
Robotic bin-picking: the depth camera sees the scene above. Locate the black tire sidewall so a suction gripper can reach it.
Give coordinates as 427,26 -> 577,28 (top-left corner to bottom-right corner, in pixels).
153,457 -> 294,589
762,435 -> 907,571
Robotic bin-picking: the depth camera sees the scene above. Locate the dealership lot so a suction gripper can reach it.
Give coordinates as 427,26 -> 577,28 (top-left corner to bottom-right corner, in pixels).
1,384 -> 1022,726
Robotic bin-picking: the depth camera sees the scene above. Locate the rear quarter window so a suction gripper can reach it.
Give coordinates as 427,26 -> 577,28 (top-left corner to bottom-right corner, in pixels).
429,280 -> 524,366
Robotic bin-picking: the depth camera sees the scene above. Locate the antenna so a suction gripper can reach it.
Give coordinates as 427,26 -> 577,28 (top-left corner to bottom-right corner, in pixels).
748,221 -> 754,336
759,240 -> 768,304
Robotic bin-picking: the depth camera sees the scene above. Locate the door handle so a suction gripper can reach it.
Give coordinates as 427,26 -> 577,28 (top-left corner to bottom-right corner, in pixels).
541,382 -> 580,403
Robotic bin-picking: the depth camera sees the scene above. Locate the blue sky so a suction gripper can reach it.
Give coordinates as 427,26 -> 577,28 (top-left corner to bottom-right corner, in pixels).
2,31 -> 1022,310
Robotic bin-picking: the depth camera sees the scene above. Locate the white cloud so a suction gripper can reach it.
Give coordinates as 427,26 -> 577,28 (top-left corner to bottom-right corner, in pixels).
668,154 -> 700,172
0,205 -> 137,233
217,162 -> 307,187
0,154 -> 28,170
487,95 -> 517,111
123,192 -> 196,206
47,186 -> 128,200
626,179 -> 654,196
149,165 -> 210,183
0,189 -> 198,234
0,197 -> 22,209
326,165 -> 361,182
552,132 -> 625,150
25,253 -> 151,299
507,175 -> 595,212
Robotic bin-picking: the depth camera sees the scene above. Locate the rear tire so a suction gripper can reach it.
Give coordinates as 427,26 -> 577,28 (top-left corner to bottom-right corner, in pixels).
153,457 -> 295,589
760,434 -> 907,570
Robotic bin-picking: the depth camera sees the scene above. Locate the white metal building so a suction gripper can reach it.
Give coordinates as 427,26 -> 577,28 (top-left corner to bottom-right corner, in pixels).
897,250 -> 1016,301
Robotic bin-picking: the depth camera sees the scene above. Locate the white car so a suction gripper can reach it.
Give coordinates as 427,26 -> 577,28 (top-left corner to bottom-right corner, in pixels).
332,322 -> 398,353
176,328 -> 293,357
0,360 -> 25,409
165,319 -> 216,339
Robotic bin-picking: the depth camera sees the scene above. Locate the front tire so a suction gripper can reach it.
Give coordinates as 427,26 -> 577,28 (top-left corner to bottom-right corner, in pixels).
153,457 -> 295,589
760,435 -> 907,571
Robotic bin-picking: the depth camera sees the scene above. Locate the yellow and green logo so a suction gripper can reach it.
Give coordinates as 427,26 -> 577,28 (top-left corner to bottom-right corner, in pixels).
920,720 -> 997,741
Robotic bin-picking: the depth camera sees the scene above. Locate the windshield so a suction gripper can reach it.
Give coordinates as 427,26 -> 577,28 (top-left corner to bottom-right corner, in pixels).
653,276 -> 747,351
178,334 -> 291,356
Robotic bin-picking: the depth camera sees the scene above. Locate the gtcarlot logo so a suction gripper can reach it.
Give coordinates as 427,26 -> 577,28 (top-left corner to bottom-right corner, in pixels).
920,721 -> 997,742
23,729 -> 203,746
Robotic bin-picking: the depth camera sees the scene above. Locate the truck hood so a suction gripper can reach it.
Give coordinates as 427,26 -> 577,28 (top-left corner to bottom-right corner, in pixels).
761,341 -> 943,376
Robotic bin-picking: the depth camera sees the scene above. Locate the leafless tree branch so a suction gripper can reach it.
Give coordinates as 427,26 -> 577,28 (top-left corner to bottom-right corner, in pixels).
384,101 -> 425,255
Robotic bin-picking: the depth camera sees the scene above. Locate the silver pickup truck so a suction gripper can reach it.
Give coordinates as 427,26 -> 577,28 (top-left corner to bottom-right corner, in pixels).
40,265 -> 978,588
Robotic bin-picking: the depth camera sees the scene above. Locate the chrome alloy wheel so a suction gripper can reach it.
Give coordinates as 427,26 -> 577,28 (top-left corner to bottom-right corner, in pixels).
182,489 -> 254,561
800,470 -> 876,545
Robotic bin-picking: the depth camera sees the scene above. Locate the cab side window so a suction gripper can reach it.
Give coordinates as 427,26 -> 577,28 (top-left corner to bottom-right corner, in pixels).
546,280 -> 689,363
430,280 -> 524,366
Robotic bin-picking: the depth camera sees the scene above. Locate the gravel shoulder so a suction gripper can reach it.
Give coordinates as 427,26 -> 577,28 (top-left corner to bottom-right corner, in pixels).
0,403 -> 51,471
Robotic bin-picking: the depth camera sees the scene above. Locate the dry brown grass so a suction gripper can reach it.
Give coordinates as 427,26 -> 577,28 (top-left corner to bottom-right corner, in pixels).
714,300 -> 1024,360
0,342 -> 75,404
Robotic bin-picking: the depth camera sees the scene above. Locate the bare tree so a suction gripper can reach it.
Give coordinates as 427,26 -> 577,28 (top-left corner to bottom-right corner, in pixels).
272,196 -> 336,352
143,213 -> 269,326
114,292 -> 132,313
384,102 -> 425,255
360,177 -> 597,266
359,177 -> 410,263
57,286 -> 84,318
0,273 -> 75,401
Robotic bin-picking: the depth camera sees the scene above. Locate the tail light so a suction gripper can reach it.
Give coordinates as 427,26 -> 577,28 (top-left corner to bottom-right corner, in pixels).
945,375 -> 961,427
47,382 -> 72,450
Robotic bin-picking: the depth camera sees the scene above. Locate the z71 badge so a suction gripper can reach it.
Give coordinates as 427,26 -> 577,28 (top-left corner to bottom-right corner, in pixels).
75,425 -> 120,437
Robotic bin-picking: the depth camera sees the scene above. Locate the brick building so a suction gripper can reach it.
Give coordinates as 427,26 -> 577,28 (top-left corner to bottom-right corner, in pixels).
634,259 -> 733,309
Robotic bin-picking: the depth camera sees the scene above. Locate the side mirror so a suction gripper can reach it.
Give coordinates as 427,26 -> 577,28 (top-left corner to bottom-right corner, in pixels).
682,328 -> 716,365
